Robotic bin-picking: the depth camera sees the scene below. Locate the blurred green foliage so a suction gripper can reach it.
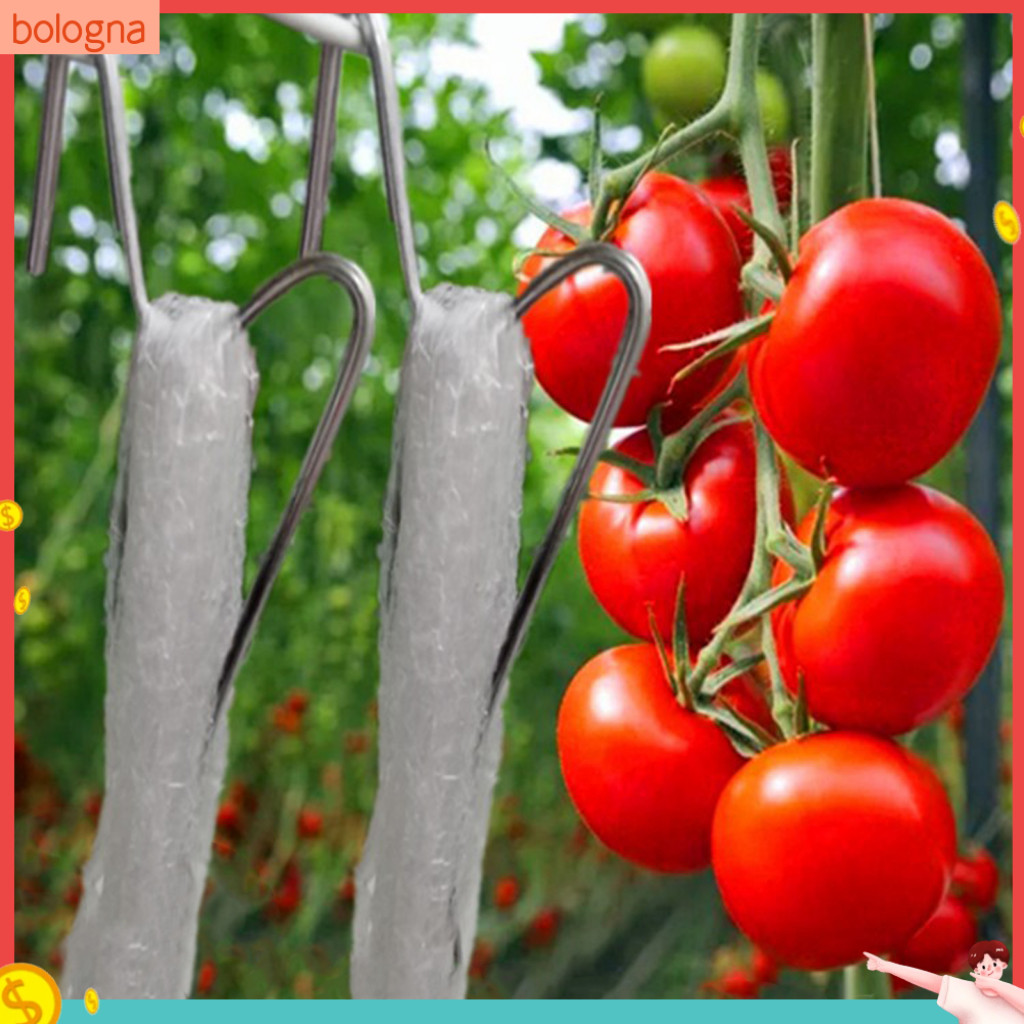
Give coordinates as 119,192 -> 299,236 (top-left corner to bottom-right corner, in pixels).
14,13 -> 1012,999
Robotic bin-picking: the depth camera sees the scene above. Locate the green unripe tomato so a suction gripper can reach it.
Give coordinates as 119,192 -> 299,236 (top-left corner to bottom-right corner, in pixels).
642,26 -> 726,123
756,70 -> 790,142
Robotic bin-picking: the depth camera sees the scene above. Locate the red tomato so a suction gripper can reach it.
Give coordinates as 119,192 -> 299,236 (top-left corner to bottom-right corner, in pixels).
557,644 -> 746,873
286,689 -> 310,714
267,860 -> 303,921
749,198 -> 1001,485
700,176 -> 754,261
768,147 -> 793,208
83,791 -> 102,824
712,732 -> 957,970
64,877 -> 82,908
469,940 -> 495,979
706,968 -> 760,998
699,148 -> 793,264
890,896 -> 977,994
196,960 -> 217,995
273,705 -> 302,734
718,670 -> 778,739
337,874 -> 356,904
579,417 -> 792,649
493,875 -> 521,910
519,173 -> 744,426
772,485 -> 1004,735
751,947 -> 779,986
215,800 -> 243,837
297,807 -> 323,839
525,907 -> 562,949
711,146 -> 792,208
952,847 -> 1000,910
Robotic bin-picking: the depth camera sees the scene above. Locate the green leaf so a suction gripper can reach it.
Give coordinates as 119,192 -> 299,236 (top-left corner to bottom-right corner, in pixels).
485,141 -> 587,242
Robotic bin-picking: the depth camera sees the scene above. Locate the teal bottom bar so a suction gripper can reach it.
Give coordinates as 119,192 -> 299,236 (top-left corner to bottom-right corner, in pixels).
56,998 -> 943,1024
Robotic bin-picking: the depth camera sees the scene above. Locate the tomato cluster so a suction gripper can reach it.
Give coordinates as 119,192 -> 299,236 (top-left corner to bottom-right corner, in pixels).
520,151 -> 1003,976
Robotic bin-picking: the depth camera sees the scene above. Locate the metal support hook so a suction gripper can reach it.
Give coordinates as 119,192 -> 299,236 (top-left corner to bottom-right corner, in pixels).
299,45 -> 344,257
487,243 -> 652,717
25,53 -> 377,734
209,251 -> 377,728
27,55 -> 149,317
26,55 -> 69,277
297,14 -> 422,309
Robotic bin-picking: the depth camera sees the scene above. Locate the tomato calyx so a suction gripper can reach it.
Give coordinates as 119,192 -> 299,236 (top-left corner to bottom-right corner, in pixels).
648,587 -> 696,711
648,375 -> 748,520
569,374 -> 748,523
648,580 -> 779,758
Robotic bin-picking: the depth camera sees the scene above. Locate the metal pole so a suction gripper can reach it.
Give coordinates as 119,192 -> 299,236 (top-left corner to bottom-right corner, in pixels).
961,14 -> 1004,856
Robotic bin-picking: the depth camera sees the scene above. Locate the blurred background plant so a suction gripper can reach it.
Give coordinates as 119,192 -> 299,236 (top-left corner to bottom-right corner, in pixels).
14,12 -> 1012,999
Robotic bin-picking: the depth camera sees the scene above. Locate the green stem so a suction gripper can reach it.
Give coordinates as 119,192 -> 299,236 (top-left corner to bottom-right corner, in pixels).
593,103 -> 729,235
727,15 -> 784,254
843,964 -> 860,1000
761,616 -> 792,737
688,418 -> 778,697
863,14 -> 882,198
592,14 -> 779,243
654,373 -> 746,490
810,14 -> 869,222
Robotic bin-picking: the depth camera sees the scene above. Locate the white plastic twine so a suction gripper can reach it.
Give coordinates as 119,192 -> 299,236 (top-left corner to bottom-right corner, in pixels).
351,287 -> 532,999
62,297 -> 257,999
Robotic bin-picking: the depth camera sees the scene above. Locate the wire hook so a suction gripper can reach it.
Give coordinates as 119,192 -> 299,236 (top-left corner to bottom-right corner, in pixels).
27,55 -> 149,318
297,14 -> 422,309
299,44 -> 344,257
487,243 -> 652,717
209,251 -> 377,728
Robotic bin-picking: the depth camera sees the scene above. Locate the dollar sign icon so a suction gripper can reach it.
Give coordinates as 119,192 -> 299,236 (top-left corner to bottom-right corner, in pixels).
13,588 -> 30,617
0,502 -> 23,533
2,977 -> 42,1024
993,200 -> 1020,245
0,964 -> 60,1024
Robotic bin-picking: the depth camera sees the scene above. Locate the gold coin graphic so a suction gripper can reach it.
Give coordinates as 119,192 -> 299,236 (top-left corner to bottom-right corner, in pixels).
13,588 -> 31,616
993,200 -> 1020,245
0,963 -> 61,1024
83,988 -> 99,1015
0,502 -> 23,532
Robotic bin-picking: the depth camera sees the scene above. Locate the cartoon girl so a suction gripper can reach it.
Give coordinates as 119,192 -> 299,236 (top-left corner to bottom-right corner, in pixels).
866,942 -> 1023,1022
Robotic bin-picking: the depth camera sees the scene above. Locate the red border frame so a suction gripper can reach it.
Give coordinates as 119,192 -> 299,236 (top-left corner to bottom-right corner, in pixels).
1,4 -> 1018,980
4,47 -> 14,966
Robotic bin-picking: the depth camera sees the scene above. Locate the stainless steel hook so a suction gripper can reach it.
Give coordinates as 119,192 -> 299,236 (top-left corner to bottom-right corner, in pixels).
24,54 -> 377,733
296,13 -> 422,309
299,44 -> 345,257
487,243 -> 652,716
28,55 -> 149,317
26,55 -> 69,277
210,251 -> 377,727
